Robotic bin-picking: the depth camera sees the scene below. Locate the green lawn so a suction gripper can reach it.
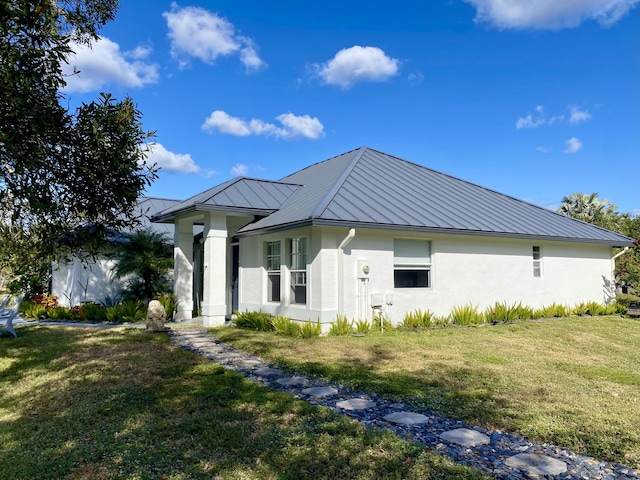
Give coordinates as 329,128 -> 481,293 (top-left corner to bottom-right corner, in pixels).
214,316 -> 640,468
0,326 -> 487,480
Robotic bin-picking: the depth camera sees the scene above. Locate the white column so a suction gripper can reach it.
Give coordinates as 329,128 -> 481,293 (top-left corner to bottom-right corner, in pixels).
174,218 -> 193,321
202,212 -> 227,326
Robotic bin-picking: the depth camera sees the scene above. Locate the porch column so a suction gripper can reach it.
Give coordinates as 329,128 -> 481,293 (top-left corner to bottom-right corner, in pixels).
202,212 -> 227,327
174,218 -> 193,321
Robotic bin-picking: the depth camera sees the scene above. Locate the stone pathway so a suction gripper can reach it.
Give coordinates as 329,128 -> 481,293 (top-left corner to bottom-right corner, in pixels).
170,328 -> 639,480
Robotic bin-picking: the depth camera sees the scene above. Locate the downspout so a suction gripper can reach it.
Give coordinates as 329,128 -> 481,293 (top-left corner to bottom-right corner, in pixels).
337,229 -> 356,315
612,247 -> 630,294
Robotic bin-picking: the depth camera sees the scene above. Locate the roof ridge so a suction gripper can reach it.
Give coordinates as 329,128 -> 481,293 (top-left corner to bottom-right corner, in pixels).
278,147 -> 363,182
309,146 -> 368,219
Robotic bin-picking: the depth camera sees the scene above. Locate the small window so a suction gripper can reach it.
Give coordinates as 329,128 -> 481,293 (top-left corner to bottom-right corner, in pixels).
266,241 -> 281,302
289,238 -> 307,304
533,246 -> 542,278
394,239 -> 431,288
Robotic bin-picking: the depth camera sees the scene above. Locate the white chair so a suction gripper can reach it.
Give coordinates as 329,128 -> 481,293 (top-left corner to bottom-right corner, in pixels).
1,295 -> 24,338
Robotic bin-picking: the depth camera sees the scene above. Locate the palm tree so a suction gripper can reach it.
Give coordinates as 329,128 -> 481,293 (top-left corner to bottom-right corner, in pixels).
111,229 -> 173,302
557,192 -> 618,229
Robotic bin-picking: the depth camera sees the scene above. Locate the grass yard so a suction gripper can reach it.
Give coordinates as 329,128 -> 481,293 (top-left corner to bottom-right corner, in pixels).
214,316 -> 640,469
0,326 -> 487,480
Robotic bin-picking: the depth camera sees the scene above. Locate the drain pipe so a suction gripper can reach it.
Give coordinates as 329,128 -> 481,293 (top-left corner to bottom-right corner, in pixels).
337,229 -> 356,315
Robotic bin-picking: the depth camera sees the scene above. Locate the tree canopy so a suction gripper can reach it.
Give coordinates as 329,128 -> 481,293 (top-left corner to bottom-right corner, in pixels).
557,192 -> 639,293
0,1 -> 157,261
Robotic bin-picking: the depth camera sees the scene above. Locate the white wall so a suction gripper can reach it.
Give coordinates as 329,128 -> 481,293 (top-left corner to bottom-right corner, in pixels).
51,257 -> 122,306
238,226 -> 614,328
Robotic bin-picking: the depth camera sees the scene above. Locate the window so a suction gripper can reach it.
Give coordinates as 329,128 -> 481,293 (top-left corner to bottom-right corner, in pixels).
533,246 -> 542,278
266,241 -> 281,302
289,238 -> 307,304
394,239 -> 431,288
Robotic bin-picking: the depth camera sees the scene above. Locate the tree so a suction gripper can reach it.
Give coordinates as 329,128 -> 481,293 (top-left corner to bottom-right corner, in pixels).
557,192 -> 619,230
111,230 -> 173,302
0,1 -> 157,267
558,192 -> 639,293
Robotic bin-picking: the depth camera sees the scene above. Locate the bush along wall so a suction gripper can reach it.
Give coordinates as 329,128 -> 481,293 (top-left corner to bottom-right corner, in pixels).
232,298 -> 630,338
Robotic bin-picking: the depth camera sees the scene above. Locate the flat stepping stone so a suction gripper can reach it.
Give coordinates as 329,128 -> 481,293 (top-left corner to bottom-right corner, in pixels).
214,352 -> 243,361
383,411 -> 429,425
440,428 -> 490,447
234,359 -> 263,369
301,386 -> 338,398
336,398 -> 376,411
505,453 -> 567,476
277,376 -> 309,387
254,367 -> 282,376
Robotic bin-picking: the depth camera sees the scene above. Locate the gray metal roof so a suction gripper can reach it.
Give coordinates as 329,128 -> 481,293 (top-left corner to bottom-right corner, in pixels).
133,197 -> 181,235
237,147 -> 633,246
152,177 -> 302,222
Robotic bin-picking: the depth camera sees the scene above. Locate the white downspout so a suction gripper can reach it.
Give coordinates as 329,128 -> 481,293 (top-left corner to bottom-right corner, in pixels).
612,247 -> 630,293
337,229 -> 356,315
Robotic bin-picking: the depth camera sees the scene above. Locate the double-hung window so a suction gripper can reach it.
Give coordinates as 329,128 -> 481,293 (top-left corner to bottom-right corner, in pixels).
266,241 -> 281,302
289,238 -> 307,304
394,239 -> 431,288
532,246 -> 542,278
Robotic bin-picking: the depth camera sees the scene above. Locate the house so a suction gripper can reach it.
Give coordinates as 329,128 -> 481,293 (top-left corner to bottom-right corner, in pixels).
51,197 -> 180,306
153,146 -> 633,329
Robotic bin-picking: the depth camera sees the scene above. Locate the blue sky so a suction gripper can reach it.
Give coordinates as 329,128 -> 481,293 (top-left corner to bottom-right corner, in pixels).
61,0 -> 639,214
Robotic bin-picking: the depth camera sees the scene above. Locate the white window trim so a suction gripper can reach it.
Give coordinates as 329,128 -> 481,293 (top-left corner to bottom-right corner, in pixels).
393,239 -> 432,289
288,237 -> 308,305
533,245 -> 542,278
265,241 -> 282,303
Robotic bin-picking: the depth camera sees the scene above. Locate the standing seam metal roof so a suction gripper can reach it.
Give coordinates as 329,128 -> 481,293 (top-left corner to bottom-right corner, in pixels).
236,147 -> 633,246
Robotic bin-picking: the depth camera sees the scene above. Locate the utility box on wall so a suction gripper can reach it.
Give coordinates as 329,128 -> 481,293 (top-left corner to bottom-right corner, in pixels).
357,259 -> 370,279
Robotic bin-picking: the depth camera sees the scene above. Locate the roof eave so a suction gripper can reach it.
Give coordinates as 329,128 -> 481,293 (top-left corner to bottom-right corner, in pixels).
152,204 -> 276,223
239,218 -> 634,246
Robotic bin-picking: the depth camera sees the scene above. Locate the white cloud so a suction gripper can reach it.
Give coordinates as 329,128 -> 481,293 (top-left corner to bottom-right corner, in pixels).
230,163 -> 248,176
62,37 -> 159,93
516,105 -> 545,128
163,4 -> 265,72
564,137 -> 583,153
408,72 -> 425,85
464,0 -> 639,29
202,110 -> 324,140
313,46 -> 399,89
516,105 -> 592,129
536,146 -> 551,153
568,105 -> 592,124
147,143 -> 200,174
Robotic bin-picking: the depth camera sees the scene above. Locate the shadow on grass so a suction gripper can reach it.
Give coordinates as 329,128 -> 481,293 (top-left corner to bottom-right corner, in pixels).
216,328 -> 517,429
0,327 -> 488,479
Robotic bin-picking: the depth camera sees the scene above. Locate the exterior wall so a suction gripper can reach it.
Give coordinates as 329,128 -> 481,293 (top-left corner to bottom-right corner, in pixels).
238,226 -> 614,328
51,257 -> 122,306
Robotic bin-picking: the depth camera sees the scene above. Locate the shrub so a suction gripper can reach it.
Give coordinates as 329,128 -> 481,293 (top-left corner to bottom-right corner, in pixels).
614,302 -> 628,314
399,309 -> 433,330
371,313 -> 394,332
450,304 -> 484,326
431,315 -> 450,328
353,319 -> 371,334
536,303 -> 569,318
79,303 -> 108,322
20,300 -> 46,319
584,302 -> 604,316
615,293 -> 640,307
273,316 -> 301,337
328,315 -> 353,336
156,293 -> 178,320
234,310 -> 274,332
572,302 -> 589,316
300,319 -> 322,338
45,306 -> 72,320
484,301 -> 522,324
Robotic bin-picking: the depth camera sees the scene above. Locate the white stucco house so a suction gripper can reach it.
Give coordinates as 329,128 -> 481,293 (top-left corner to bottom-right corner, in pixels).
51,197 -> 180,306
152,146 -> 632,329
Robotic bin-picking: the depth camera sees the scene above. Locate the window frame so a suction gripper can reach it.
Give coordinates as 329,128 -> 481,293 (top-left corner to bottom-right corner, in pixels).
289,237 -> 307,305
265,241 -> 281,303
532,245 -> 542,278
393,239 -> 432,289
